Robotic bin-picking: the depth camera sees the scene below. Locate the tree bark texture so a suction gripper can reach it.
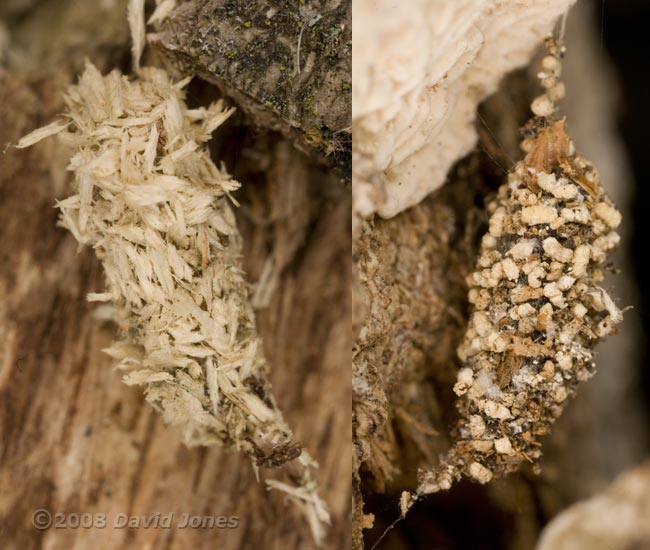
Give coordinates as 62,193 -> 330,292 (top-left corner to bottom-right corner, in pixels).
150,0 -> 351,178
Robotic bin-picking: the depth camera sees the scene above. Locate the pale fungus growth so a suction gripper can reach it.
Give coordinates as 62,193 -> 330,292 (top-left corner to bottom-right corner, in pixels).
353,0 -> 576,219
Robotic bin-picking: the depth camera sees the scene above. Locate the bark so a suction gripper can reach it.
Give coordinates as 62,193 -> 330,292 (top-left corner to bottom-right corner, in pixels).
149,0 -> 351,178
0,70 -> 351,549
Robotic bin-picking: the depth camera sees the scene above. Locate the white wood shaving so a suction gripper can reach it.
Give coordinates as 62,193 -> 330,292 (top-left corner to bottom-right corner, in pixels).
128,0 -> 146,73
15,119 -> 70,149
267,476 -> 332,546
148,0 -> 177,25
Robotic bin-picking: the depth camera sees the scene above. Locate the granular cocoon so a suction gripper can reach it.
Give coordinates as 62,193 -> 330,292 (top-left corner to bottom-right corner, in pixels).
412,39 -> 623,503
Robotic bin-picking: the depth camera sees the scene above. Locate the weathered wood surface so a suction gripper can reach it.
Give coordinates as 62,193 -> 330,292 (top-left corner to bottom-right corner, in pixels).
0,72 -> 351,550
150,0 -> 351,178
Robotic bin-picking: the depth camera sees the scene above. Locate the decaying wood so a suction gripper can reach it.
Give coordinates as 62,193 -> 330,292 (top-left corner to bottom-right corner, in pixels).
3,0 -> 130,74
352,155 -> 488,549
149,0 -> 351,178
0,72 -> 351,549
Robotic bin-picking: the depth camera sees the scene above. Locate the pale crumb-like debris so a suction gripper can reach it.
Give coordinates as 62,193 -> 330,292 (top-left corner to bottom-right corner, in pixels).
521,205 -> 558,225
414,38 -> 623,501
20,54 -> 327,543
593,202 -> 622,228
468,462 -> 493,484
494,436 -> 514,455
453,367 -> 474,396
399,491 -> 413,517
531,94 -> 555,117
362,513 -> 375,530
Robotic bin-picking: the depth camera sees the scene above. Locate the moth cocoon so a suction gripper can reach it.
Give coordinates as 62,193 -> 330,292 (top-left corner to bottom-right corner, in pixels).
16,2 -> 331,541
18,59 -> 329,546
414,38 -> 623,500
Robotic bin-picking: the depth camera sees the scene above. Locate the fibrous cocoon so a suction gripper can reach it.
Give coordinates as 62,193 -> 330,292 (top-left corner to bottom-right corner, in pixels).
18,60 -> 329,546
